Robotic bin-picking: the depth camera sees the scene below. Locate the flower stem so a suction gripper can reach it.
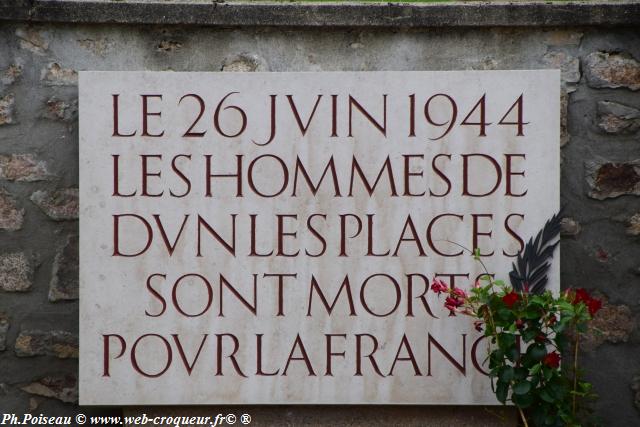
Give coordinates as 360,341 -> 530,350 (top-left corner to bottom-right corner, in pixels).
518,407 -> 529,427
572,333 -> 580,415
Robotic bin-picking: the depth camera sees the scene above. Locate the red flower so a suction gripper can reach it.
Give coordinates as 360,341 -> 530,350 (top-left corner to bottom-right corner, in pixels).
502,291 -> 520,308
431,279 -> 449,295
573,288 -> 591,305
543,351 -> 561,368
515,318 -> 525,329
587,298 -> 602,316
572,288 -> 602,317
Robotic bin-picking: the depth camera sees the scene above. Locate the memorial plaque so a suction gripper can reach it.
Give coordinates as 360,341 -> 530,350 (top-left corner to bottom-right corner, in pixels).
79,71 -> 560,405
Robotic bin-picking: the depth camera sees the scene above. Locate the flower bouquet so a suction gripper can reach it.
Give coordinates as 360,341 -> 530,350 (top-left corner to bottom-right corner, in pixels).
432,213 -> 601,427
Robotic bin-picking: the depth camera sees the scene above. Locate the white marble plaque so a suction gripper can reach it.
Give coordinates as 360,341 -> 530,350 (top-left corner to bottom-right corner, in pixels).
79,71 -> 560,405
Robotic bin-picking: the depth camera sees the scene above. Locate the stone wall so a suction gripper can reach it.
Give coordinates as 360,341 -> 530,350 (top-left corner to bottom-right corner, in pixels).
0,1 -> 639,425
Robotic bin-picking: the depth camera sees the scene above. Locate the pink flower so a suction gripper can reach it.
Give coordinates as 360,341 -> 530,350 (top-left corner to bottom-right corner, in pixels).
445,296 -> 463,308
444,296 -> 464,315
431,279 -> 449,294
452,287 -> 468,299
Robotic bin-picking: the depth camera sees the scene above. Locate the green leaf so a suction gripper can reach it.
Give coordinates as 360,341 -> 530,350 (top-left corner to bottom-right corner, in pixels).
506,347 -> 520,363
539,389 -> 555,403
557,300 -> 574,311
513,381 -> 532,395
524,309 -> 541,320
496,381 -> 508,403
529,363 -> 542,375
579,381 -> 592,393
489,350 -> 504,369
512,392 -> 533,408
514,367 -> 528,381
530,296 -> 546,306
497,308 -> 512,321
549,381 -> 567,399
498,333 -> 516,349
522,328 -> 539,343
527,344 -> 547,361
498,366 -> 514,383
